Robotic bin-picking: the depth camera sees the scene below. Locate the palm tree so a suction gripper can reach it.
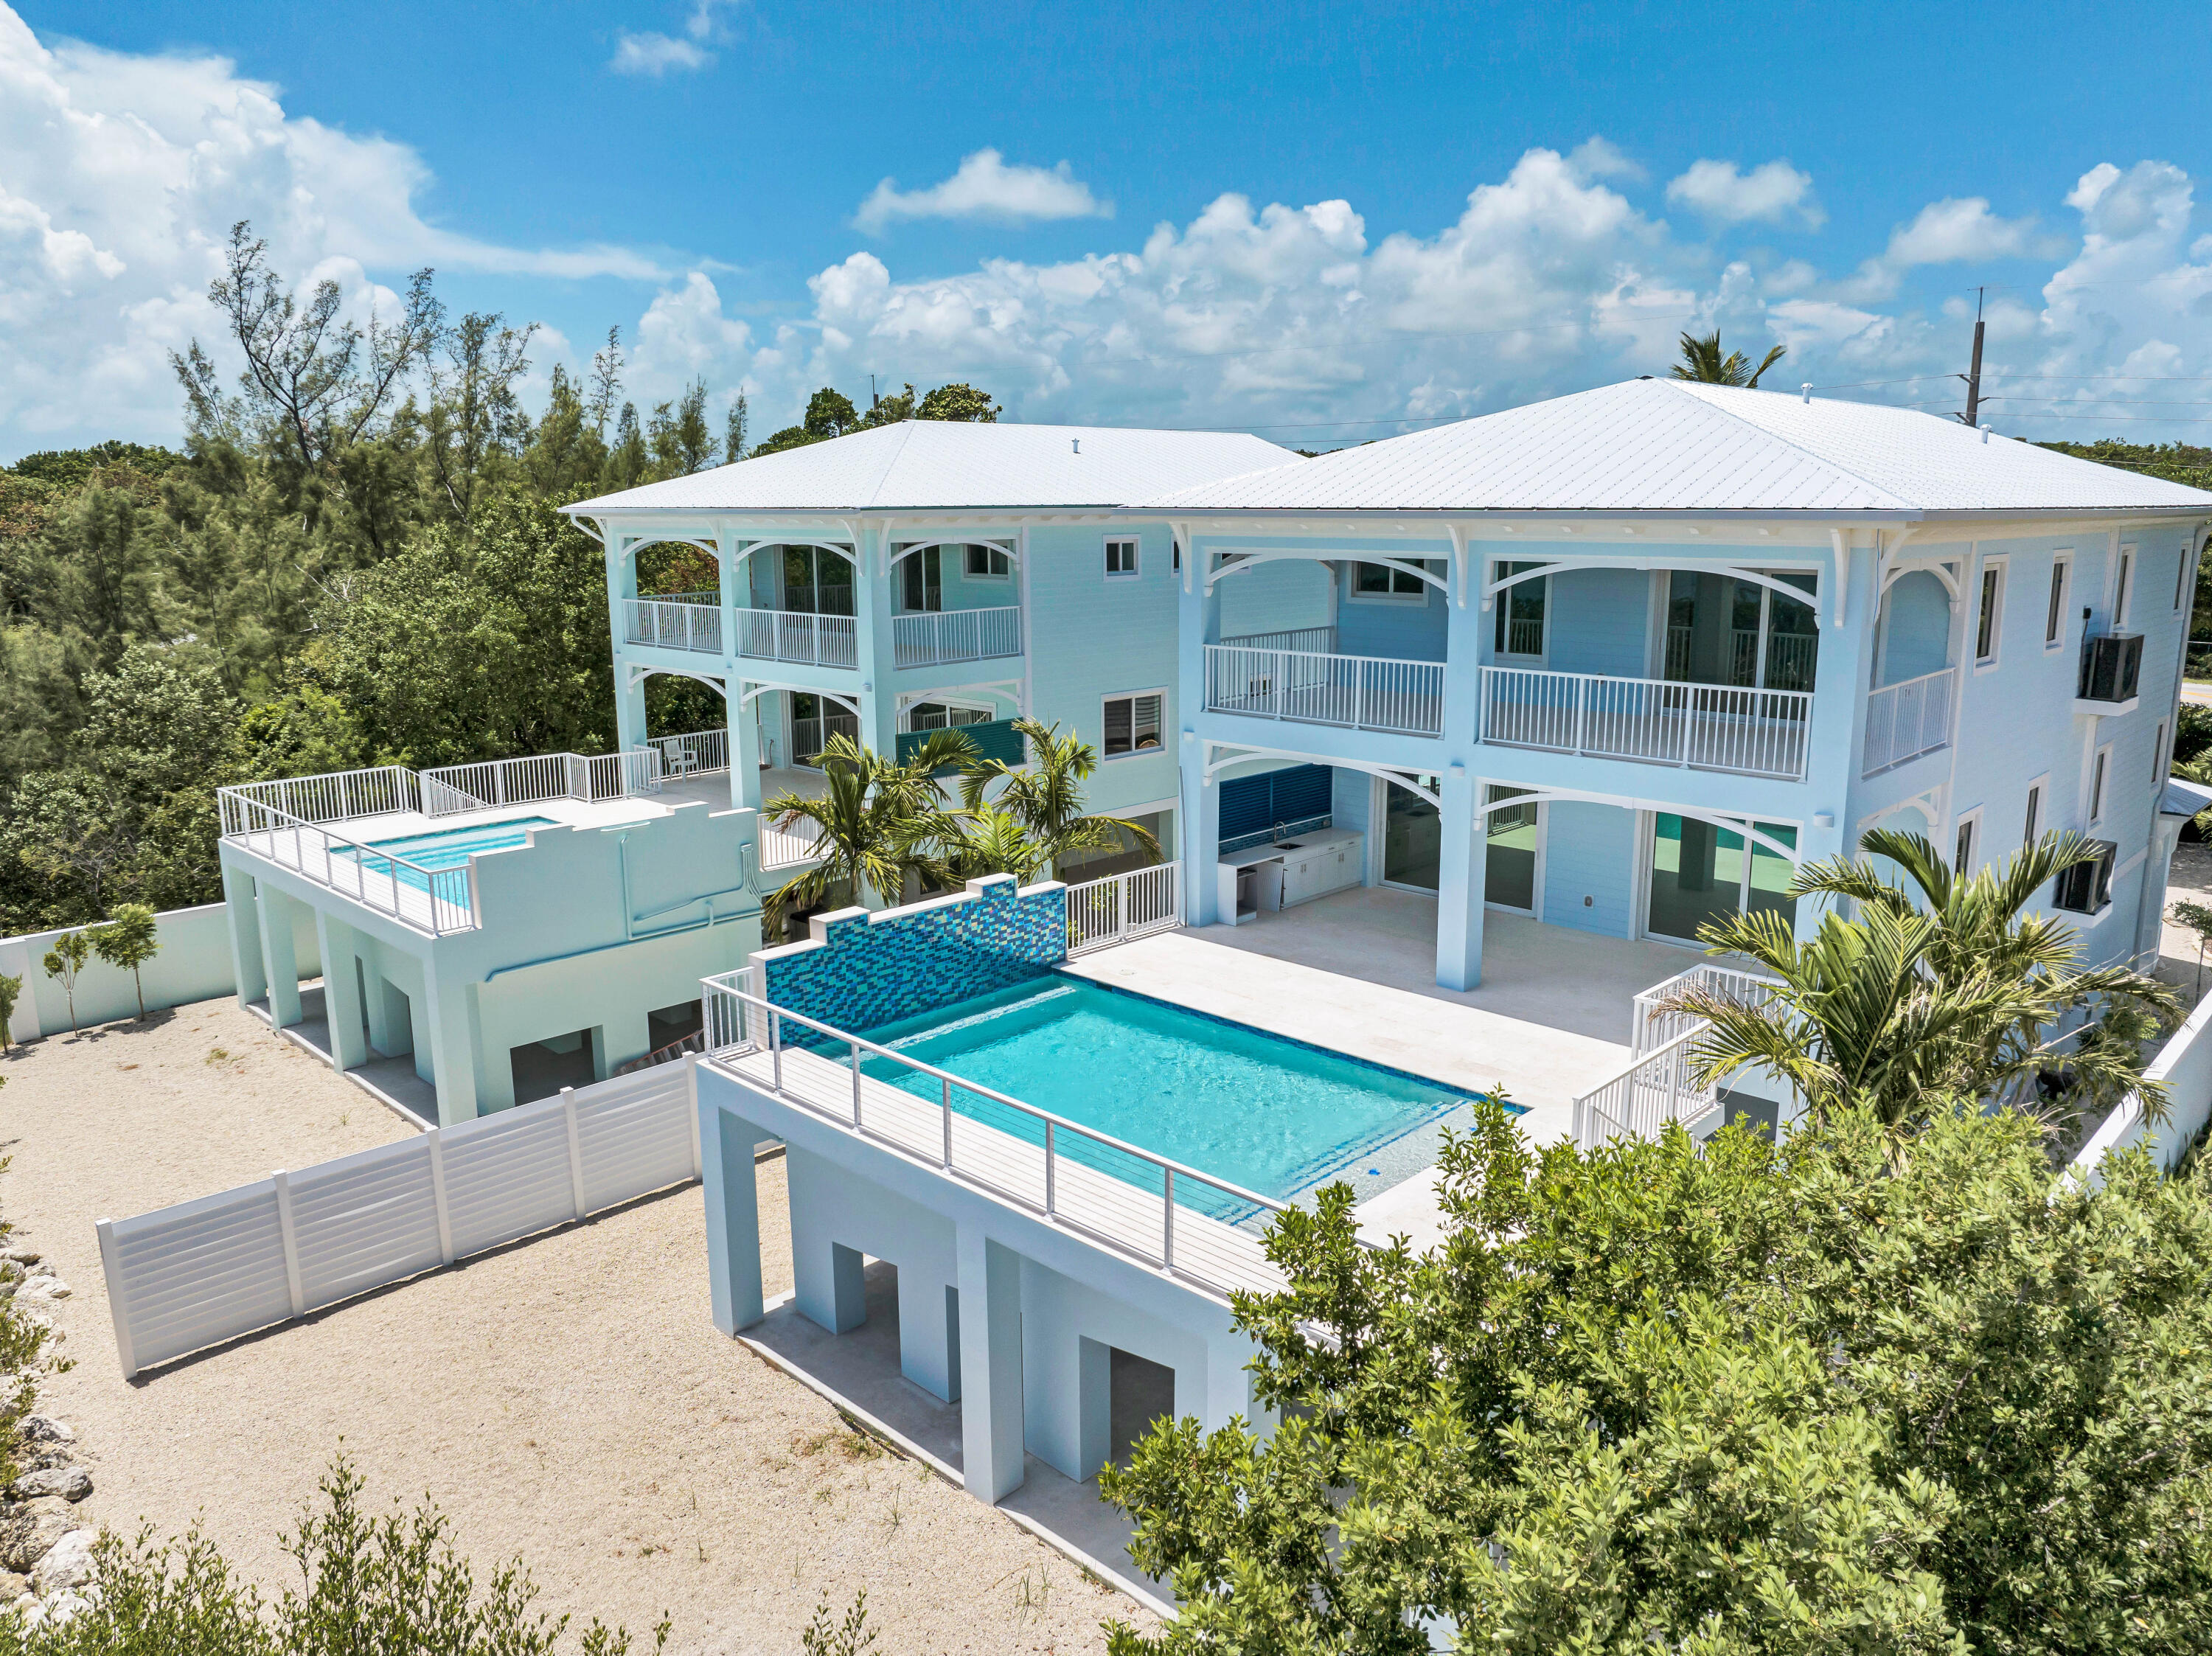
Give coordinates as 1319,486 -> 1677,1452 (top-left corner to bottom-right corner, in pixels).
1671,329 -> 1787,389
1672,829 -> 2177,1136
955,718 -> 1162,880
760,731 -> 974,932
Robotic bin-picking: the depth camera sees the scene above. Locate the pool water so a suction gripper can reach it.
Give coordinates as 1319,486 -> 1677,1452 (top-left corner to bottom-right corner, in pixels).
366,815 -> 558,869
334,815 -> 559,889
862,975 -> 1502,1206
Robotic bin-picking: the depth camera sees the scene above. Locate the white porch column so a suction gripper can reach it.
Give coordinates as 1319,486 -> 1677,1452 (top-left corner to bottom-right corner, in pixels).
420,961 -> 479,1124
257,886 -> 302,1029
955,1222 -> 1026,1502
1180,532 -> 1222,925
1436,763 -> 1486,990
314,910 -> 369,1072
608,535 -> 648,752
851,523 -> 900,758
699,1090 -> 767,1335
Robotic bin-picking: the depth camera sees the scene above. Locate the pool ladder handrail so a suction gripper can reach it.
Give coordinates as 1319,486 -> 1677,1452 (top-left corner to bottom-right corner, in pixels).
697,973 -> 1361,1279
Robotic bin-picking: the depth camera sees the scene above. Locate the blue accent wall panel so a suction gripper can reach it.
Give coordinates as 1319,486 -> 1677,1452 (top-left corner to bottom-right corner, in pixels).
1220,764 -> 1332,843
760,875 -> 1066,1036
1540,801 -> 1636,937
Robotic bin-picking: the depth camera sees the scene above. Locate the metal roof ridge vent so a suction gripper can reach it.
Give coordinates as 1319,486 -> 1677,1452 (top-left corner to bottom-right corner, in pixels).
1658,378 -> 1914,513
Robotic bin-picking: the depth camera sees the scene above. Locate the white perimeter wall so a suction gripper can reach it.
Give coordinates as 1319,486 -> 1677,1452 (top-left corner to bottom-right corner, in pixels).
2070,985 -> 2212,1183
0,901 -> 298,1043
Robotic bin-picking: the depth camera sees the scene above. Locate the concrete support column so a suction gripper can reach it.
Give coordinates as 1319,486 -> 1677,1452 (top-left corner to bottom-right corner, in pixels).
728,681 -> 763,810
895,1268 -> 960,1402
1182,755 -> 1222,926
613,666 -> 648,756
852,525 -> 899,759
608,535 -> 647,752
700,1093 -> 766,1335
256,886 -> 302,1028
314,911 -> 369,1072
1204,1329 -> 1258,1433
1076,1335 -> 1113,1481
420,964 -> 479,1124
956,1223 -> 1026,1503
222,863 -> 267,1011
787,1148 -> 869,1334
1436,764 -> 1487,990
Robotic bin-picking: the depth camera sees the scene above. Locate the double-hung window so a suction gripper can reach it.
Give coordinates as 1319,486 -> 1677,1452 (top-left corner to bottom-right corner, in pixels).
1105,538 -> 1140,580
1102,690 -> 1164,757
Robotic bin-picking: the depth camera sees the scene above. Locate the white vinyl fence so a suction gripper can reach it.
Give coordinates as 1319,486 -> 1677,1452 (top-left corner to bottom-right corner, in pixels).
96,1060 -> 703,1377
1065,863 -> 1183,956
2068,983 -> 2212,1184
1570,1026 -> 1719,1149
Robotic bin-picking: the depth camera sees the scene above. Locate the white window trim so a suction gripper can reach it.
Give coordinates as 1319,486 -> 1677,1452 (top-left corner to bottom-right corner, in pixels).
2089,741 -> 2112,826
1951,807 -> 1983,877
2023,772 -> 2050,849
2112,543 -> 2136,628
1100,686 -> 1167,759
1973,553 -> 2007,672
2044,552 -> 2071,653
1346,559 -> 1435,607
1104,537 -> 1141,581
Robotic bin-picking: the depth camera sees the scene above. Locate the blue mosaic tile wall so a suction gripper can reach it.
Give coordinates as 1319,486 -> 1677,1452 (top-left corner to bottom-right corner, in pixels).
760,875 -> 1068,1035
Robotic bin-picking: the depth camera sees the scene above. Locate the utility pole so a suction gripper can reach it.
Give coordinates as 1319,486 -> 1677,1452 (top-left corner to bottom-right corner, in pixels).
1959,287 -> 1985,426
869,373 -> 879,414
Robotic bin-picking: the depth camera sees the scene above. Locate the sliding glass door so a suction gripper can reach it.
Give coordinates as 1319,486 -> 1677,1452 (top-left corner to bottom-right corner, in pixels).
1663,571 -> 1819,691
1382,777 -> 1441,893
1644,813 -> 1798,943
1484,785 -> 1540,911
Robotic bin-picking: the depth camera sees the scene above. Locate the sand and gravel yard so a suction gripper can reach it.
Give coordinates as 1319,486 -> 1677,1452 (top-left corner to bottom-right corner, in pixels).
0,998 -> 1140,1653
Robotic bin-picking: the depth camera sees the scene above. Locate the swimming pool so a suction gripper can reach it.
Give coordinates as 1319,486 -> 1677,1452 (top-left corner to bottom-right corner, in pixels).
860,975 -> 1503,1206
337,815 -> 558,886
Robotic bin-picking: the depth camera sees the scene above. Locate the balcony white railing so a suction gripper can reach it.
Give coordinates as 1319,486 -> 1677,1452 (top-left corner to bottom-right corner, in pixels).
1065,863 -> 1183,956
698,975 -> 1300,1301
1503,617 -> 1544,657
644,727 -> 730,779
891,606 -> 1023,669
1220,625 -> 1338,655
1571,1025 -> 1719,1149
1204,644 -> 1445,737
216,791 -> 476,935
739,610 -> 859,669
1861,667 -> 1955,776
219,765 -> 420,833
759,814 -> 827,870
417,751 -> 661,818
1480,668 -> 1812,782
623,598 -> 722,655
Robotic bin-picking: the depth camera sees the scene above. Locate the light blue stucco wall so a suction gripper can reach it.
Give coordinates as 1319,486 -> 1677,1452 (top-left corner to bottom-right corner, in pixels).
1544,568 -> 1652,678
1335,565 -> 1447,661
1217,558 -> 1331,639
0,902 -> 262,1042
1878,570 -> 1952,685
1540,801 -> 1638,938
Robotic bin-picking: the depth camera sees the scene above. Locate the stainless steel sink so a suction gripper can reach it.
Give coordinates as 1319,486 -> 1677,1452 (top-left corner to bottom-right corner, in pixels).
1272,841 -> 1304,849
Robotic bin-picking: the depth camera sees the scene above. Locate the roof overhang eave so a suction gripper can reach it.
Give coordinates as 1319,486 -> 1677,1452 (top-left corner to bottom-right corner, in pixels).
1120,504 -> 2212,523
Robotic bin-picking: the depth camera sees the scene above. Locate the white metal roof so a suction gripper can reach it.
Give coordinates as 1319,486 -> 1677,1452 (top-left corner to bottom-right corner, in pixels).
1142,378 -> 2212,518
564,420 -> 1295,515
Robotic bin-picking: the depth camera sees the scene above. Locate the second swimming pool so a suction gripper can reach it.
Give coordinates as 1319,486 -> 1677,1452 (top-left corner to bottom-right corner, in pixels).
337,815 -> 560,886
860,975 -> 1506,1204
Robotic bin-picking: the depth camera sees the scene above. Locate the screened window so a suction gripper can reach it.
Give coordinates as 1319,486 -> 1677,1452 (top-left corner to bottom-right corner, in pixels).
1102,691 -> 1164,756
1105,539 -> 1140,580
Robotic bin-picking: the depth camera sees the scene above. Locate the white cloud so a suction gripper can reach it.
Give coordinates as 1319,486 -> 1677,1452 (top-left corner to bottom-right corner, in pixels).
0,4 -> 666,454
1665,159 -> 1823,227
853,150 -> 1113,234
610,0 -> 740,75
1567,136 -> 1645,184
1833,196 -> 2056,301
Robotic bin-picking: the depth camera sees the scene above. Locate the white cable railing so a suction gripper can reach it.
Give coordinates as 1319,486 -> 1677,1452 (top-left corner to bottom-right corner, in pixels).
218,766 -> 420,833
1480,667 -> 1812,781
1065,863 -> 1183,956
215,792 -> 476,935
698,975 -> 1293,1301
738,610 -> 859,669
646,728 -> 730,779
622,598 -> 723,655
1861,667 -> 1956,776
1571,1024 -> 1717,1149
891,606 -> 1023,669
1219,625 -> 1338,654
1203,644 -> 1446,737
417,751 -> 661,817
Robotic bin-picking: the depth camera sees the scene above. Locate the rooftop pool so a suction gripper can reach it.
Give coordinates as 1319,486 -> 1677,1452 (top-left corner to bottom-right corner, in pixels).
338,815 -> 559,884
858,975 -> 1509,1206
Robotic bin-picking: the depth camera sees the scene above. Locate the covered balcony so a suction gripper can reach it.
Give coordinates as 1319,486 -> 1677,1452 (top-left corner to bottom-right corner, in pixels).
889,540 -> 1022,669
1203,628 -> 1444,737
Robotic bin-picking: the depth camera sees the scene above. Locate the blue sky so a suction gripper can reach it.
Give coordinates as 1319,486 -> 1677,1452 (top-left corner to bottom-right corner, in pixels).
5,0 -> 2211,458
